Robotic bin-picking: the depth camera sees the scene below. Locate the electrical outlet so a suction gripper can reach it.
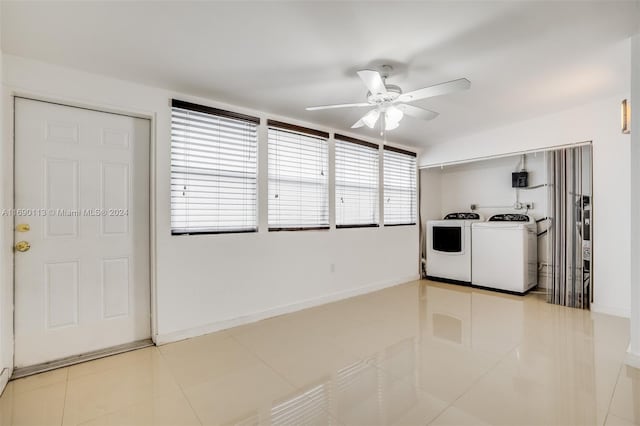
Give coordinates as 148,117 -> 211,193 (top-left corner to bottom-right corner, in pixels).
514,202 -> 534,210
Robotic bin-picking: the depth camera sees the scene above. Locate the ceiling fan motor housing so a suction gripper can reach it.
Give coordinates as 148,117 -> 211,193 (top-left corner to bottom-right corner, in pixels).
367,84 -> 402,105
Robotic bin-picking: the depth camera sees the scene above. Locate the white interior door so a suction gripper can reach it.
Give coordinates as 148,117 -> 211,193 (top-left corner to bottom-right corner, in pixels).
14,98 -> 151,368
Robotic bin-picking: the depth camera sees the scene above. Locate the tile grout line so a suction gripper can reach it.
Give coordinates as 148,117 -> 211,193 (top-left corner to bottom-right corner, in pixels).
9,383 -> 15,426
228,334 -> 299,389
61,347 -> 171,425
228,333 -> 344,425
59,369 -> 70,426
602,362 -> 624,426
154,346 -> 205,426
419,286 -> 552,424
368,357 -> 455,426
424,342 -> 522,426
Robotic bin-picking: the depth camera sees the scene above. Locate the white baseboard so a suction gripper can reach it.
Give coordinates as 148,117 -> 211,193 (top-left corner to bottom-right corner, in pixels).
155,274 -> 419,345
590,303 -> 630,318
625,346 -> 640,369
0,368 -> 10,397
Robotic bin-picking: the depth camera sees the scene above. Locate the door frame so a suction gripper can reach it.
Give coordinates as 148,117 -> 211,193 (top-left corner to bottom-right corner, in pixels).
10,92 -> 158,372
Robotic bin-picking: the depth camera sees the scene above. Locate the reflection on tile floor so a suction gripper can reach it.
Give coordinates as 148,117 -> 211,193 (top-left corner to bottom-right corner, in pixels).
0,279 -> 638,425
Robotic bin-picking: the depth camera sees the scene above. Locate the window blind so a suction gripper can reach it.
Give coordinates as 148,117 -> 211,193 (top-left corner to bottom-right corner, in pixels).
383,146 -> 417,225
335,135 -> 379,227
268,121 -> 329,230
171,99 -> 259,234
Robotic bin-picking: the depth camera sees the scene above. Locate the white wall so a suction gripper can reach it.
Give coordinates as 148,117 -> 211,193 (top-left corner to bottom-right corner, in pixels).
419,169 -> 442,226
1,54 -> 419,347
419,168 -> 442,274
439,153 -> 547,220
0,8 -> 9,393
419,95 -> 631,317
628,33 -> 640,364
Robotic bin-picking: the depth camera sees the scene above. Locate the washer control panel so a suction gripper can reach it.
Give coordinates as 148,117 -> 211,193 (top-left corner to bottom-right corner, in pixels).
488,214 -> 531,222
444,212 -> 481,220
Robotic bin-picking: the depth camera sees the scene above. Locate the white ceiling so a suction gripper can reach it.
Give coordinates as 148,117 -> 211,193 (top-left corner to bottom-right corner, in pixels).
2,1 -> 639,147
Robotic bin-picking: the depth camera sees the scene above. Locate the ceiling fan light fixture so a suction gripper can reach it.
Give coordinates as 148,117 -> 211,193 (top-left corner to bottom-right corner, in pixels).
385,119 -> 400,131
362,109 -> 380,128
385,105 -> 404,123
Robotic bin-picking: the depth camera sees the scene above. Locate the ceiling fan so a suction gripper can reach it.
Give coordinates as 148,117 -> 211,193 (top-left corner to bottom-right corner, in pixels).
305,65 -> 470,133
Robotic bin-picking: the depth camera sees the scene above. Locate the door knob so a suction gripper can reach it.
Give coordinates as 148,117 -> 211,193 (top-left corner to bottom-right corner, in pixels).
15,241 -> 31,252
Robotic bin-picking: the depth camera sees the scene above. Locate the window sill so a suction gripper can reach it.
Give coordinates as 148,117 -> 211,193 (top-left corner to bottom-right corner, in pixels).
336,224 -> 380,229
269,226 -> 330,232
171,229 -> 257,236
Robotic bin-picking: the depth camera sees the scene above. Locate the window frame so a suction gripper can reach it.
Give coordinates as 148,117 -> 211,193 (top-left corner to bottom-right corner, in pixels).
267,120 -> 330,232
170,99 -> 260,236
383,145 -> 417,227
334,134 -> 380,229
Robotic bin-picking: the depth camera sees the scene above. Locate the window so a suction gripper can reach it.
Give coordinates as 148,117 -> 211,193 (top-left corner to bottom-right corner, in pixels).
335,134 -> 379,227
268,120 -> 329,230
170,99 -> 259,234
383,146 -> 417,225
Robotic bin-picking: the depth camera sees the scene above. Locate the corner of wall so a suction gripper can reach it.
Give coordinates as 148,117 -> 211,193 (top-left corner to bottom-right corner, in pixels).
627,31 -> 640,361
0,4 -> 11,388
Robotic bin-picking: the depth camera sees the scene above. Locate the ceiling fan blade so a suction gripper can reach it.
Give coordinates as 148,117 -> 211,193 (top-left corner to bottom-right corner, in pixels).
306,102 -> 370,111
398,78 -> 471,103
357,70 -> 386,95
397,104 -> 440,121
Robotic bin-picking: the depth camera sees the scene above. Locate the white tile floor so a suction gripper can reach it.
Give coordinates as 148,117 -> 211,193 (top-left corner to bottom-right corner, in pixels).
0,280 -> 638,426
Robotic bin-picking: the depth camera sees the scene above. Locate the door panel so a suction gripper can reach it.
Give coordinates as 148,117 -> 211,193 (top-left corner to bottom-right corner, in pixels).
14,98 -> 151,368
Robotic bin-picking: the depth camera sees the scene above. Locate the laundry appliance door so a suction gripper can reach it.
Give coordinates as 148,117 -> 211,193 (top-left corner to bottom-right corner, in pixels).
427,221 -> 472,283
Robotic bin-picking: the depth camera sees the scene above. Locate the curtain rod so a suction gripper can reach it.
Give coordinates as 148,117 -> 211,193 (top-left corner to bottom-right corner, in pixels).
419,140 -> 592,169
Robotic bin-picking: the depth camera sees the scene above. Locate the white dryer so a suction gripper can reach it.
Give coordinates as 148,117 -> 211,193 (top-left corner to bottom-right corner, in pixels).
427,213 -> 483,285
471,214 -> 538,294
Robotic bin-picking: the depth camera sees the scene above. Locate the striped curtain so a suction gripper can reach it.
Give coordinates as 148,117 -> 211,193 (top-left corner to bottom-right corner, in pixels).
547,145 -> 592,309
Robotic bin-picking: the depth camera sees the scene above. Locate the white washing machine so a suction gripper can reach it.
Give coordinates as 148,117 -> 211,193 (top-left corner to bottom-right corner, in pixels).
426,213 -> 483,285
471,214 -> 538,294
